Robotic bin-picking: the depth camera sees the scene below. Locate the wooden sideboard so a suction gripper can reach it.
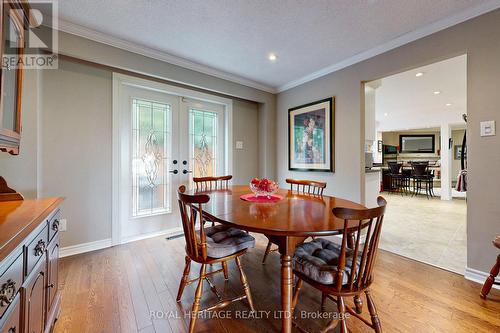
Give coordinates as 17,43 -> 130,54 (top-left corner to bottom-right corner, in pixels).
0,197 -> 64,333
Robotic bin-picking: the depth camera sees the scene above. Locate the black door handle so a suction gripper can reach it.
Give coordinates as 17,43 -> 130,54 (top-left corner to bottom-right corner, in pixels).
183,170 -> 192,174
169,170 -> 178,174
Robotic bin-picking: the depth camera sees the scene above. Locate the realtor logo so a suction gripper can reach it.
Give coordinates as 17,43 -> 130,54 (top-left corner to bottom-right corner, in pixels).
2,0 -> 58,69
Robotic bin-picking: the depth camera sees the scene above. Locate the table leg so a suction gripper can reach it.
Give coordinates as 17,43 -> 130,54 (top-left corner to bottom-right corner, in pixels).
280,253 -> 293,333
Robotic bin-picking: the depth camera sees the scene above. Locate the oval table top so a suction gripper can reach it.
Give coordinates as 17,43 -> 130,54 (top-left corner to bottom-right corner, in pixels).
189,185 -> 366,237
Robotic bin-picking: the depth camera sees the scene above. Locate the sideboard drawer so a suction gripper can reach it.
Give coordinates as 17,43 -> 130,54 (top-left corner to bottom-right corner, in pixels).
25,225 -> 48,278
0,294 -> 20,333
0,253 -> 23,320
48,210 -> 61,242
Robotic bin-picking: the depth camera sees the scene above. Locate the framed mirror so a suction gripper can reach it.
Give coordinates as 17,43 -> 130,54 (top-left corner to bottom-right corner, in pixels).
399,134 -> 435,154
0,0 -> 25,155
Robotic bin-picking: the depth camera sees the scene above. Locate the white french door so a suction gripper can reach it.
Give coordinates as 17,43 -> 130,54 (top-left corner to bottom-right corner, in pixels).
181,97 -> 225,188
113,74 -> 229,244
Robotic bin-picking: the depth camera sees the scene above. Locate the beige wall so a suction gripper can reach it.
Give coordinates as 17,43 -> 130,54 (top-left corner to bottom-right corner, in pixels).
0,69 -> 41,199
40,61 -> 113,247
232,100 -> 260,184
277,9 -> 500,272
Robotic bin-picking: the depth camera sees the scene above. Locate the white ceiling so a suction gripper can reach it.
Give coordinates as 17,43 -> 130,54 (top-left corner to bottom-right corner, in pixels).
55,0 -> 500,92
372,55 -> 467,132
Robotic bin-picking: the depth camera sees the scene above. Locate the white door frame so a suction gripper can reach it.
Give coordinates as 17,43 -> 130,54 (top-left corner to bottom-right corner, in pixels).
112,73 -> 233,245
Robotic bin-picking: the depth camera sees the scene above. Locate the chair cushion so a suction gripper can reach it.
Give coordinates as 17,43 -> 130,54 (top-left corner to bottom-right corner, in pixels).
293,238 -> 360,285
203,225 -> 255,258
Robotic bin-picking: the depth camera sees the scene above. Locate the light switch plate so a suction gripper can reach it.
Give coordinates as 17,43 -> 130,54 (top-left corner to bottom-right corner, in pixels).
235,141 -> 244,149
480,120 -> 496,137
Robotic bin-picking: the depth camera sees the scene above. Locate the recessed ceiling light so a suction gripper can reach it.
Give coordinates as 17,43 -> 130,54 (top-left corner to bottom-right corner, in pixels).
433,90 -> 441,95
268,53 -> 277,61
415,72 -> 424,77
384,113 -> 388,116
446,103 -> 452,107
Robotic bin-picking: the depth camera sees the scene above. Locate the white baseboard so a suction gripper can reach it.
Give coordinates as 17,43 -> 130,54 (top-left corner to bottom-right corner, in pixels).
465,266 -> 500,290
59,227 -> 184,258
60,238 -> 113,258
119,227 -> 184,245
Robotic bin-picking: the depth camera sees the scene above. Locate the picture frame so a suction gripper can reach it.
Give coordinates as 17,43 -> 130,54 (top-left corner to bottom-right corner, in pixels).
288,97 -> 334,172
454,145 -> 465,160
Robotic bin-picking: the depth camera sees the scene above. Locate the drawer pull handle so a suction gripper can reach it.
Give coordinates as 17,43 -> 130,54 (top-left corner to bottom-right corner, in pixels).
34,240 -> 46,256
48,283 -> 55,288
0,279 -> 16,306
8,327 -> 16,333
52,219 -> 60,231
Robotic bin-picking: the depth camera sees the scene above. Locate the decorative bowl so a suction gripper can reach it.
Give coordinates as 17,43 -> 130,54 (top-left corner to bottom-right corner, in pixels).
249,178 -> 279,198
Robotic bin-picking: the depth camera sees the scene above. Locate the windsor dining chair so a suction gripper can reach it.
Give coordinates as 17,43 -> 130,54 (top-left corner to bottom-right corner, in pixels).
291,196 -> 387,332
261,178 -> 327,264
176,185 -> 256,333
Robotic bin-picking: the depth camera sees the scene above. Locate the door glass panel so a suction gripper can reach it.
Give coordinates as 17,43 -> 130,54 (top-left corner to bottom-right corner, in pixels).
132,98 -> 171,217
189,109 -> 217,178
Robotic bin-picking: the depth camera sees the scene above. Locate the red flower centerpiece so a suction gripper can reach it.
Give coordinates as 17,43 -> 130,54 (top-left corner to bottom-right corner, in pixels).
249,178 -> 279,198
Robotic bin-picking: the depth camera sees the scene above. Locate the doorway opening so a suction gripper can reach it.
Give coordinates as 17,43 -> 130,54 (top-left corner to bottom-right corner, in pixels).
363,55 -> 467,274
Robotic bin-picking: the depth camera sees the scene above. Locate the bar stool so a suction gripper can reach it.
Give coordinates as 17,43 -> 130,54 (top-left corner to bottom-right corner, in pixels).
388,162 -> 407,195
411,162 -> 434,199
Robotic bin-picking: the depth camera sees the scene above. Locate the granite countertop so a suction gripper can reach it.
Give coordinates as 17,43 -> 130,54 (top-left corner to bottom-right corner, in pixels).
365,167 -> 382,173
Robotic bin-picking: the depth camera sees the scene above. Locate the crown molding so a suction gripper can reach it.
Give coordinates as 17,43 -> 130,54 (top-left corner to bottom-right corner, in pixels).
55,0 -> 500,95
56,19 -> 277,94
277,0 -> 500,92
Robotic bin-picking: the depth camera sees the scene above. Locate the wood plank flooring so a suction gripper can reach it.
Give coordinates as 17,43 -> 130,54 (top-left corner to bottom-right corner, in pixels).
53,234 -> 500,333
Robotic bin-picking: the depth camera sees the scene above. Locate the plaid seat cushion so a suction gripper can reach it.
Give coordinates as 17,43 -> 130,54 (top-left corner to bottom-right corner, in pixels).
293,238 -> 360,285
203,225 -> 255,258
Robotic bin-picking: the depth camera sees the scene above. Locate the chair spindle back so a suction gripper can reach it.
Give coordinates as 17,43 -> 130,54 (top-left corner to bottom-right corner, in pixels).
193,175 -> 232,191
388,163 -> 402,175
332,196 -> 387,292
177,185 -> 211,260
286,178 -> 326,196
411,163 -> 428,177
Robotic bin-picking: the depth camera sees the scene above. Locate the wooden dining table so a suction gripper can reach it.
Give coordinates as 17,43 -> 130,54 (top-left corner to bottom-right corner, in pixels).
189,185 -> 365,333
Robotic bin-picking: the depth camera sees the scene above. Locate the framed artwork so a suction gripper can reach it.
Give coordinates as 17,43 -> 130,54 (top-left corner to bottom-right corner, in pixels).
288,97 -> 334,172
454,145 -> 465,160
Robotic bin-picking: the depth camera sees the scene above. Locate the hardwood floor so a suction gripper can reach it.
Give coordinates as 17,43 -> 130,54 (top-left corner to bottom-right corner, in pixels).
53,234 -> 500,333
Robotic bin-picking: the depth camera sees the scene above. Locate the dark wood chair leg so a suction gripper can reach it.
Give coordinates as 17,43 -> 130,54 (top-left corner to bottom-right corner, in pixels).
176,256 -> 191,302
354,294 -> 363,314
222,261 -> 229,280
235,256 -> 255,311
262,240 -> 273,264
365,290 -> 382,333
188,264 -> 206,333
321,296 -> 347,333
337,296 -> 348,333
321,292 -> 327,312
480,254 -> 500,299
292,278 -> 303,314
